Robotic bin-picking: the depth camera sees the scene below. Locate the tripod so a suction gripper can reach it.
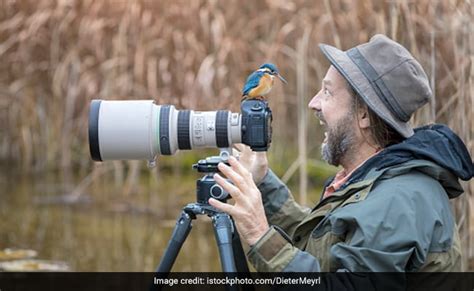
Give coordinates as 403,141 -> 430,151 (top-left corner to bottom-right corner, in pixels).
155,155 -> 250,274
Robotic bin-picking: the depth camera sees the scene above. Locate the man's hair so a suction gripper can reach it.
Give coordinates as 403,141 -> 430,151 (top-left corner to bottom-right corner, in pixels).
347,84 -> 405,148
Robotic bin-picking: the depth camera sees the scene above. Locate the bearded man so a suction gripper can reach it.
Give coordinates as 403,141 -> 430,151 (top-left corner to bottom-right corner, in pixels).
209,35 -> 473,279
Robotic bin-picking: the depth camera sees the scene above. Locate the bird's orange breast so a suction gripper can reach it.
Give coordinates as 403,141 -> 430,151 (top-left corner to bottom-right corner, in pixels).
248,74 -> 274,98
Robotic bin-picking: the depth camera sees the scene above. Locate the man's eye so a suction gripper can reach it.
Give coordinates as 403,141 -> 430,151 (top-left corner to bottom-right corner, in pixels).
324,88 -> 331,95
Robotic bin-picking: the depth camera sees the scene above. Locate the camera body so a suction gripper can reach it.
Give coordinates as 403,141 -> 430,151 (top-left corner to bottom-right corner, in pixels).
240,100 -> 273,152
89,99 -> 272,161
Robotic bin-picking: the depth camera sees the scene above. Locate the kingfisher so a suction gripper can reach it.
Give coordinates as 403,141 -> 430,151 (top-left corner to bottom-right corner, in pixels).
242,63 -> 287,101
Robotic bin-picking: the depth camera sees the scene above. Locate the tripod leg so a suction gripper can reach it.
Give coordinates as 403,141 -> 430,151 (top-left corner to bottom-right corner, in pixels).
231,221 -> 251,273
231,219 -> 256,291
212,212 -> 237,273
156,210 -> 194,273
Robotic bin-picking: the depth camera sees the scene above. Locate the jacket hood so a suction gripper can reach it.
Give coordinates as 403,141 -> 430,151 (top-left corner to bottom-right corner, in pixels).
346,124 -> 473,198
382,124 -> 473,180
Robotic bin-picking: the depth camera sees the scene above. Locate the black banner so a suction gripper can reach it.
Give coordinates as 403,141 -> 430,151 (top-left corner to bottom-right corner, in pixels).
0,272 -> 473,291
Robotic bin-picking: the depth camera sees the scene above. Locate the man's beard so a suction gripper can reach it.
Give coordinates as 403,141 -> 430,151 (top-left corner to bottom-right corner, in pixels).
320,114 -> 357,167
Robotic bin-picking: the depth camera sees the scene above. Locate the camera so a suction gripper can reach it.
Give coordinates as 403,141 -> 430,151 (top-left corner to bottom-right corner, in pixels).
88,99 -> 272,161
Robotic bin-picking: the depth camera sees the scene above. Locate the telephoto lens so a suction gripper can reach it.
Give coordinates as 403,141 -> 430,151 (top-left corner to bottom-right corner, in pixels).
88,99 -> 272,161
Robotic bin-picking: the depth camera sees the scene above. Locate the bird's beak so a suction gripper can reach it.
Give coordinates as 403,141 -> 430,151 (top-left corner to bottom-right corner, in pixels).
277,74 -> 288,84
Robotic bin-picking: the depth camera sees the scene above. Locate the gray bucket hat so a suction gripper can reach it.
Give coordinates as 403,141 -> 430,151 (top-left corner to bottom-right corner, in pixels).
319,34 -> 432,138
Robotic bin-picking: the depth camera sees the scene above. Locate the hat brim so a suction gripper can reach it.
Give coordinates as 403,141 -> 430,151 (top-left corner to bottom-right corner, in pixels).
319,43 -> 414,138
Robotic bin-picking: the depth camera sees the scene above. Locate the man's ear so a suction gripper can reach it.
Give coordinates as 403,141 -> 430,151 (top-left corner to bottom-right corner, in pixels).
358,108 -> 370,129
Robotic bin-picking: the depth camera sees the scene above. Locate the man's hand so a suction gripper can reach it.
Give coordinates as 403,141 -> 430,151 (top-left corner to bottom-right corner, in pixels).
208,156 -> 269,246
232,144 -> 268,184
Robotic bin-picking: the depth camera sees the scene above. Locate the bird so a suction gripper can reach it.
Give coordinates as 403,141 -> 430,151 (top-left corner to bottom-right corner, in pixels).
241,63 -> 287,101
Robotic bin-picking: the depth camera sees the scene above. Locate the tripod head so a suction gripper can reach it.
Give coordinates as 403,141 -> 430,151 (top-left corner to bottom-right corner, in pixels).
193,149 -> 232,204
192,156 -> 229,173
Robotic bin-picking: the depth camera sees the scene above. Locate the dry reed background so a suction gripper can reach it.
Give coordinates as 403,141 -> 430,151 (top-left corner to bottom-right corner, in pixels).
0,0 -> 472,269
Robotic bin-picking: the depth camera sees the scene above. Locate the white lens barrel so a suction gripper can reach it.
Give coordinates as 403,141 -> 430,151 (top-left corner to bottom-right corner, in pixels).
176,110 -> 242,151
89,99 -> 242,161
90,100 -> 159,160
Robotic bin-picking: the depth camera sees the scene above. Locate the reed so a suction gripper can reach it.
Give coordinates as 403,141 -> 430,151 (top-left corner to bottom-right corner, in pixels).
0,0 -> 472,268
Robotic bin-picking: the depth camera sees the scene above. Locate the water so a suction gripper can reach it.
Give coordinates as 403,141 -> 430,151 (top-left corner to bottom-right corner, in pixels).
0,162 -> 324,272
0,168 -> 226,272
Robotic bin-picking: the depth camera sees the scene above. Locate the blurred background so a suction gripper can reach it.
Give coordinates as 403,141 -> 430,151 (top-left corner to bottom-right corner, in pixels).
0,0 -> 472,271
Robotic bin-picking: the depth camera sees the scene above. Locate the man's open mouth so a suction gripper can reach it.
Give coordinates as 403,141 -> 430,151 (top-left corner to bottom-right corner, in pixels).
319,120 -> 328,143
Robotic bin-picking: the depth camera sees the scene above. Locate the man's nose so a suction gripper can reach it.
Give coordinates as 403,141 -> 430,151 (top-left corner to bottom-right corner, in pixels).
308,90 -> 322,111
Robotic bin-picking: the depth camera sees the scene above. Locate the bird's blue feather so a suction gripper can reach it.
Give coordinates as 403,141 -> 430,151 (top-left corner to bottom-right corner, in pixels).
242,70 -> 264,96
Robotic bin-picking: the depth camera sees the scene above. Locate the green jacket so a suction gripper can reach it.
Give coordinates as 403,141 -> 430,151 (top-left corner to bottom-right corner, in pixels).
247,125 -> 473,273
248,160 -> 462,272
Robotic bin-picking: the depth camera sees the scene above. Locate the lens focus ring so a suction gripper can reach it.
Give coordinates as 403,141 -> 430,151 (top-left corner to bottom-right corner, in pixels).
215,110 -> 229,148
159,105 -> 171,155
177,110 -> 191,150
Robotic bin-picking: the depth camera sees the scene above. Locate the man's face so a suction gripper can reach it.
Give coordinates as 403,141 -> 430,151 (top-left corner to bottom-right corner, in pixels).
308,66 -> 358,166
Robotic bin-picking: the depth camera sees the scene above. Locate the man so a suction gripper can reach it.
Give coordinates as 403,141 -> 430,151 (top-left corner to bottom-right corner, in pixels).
209,35 -> 474,274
